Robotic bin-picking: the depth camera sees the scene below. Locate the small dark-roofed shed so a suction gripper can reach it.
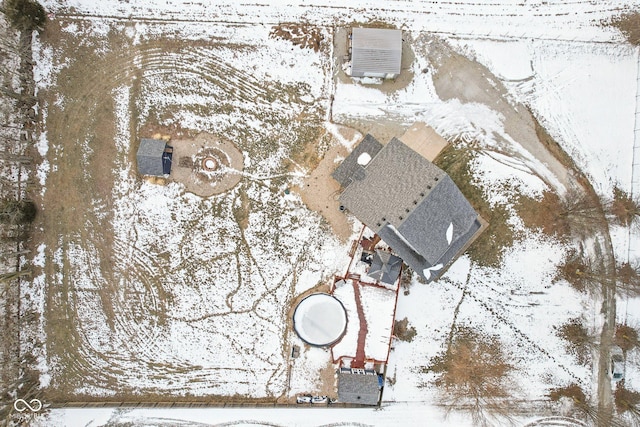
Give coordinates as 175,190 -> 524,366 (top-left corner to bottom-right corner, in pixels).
137,138 -> 173,177
351,28 -> 402,79
368,250 -> 402,285
337,369 -> 381,406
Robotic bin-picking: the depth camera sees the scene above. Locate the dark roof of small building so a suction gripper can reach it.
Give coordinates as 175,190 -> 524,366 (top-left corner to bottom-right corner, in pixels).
137,139 -> 169,176
336,137 -> 480,282
332,134 -> 384,188
138,138 -> 166,157
337,370 -> 381,406
351,28 -> 402,76
368,250 -> 402,285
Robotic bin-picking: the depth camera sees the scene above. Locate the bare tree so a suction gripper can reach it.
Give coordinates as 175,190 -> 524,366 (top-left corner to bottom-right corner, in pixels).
0,11 -> 40,421
615,381 -> 640,425
558,189 -> 603,234
1,0 -> 47,32
557,251 -> 602,293
556,318 -> 596,365
427,326 -> 515,427
608,11 -> 640,46
549,384 -> 626,427
617,262 -> 640,297
608,187 -> 640,228
615,324 -> 640,352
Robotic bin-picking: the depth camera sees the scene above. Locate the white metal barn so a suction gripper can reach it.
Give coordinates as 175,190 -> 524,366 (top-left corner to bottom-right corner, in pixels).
350,28 -> 402,79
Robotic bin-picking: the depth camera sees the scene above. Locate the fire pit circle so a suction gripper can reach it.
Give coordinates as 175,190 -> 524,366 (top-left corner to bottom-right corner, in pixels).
202,157 -> 219,171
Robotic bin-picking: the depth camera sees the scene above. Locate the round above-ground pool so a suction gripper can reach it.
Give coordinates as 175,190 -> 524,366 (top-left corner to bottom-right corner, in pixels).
293,293 -> 348,347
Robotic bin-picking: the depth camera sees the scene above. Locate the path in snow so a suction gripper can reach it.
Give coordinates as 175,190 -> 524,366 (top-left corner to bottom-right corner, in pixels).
424,35 -> 576,194
351,279 -> 368,369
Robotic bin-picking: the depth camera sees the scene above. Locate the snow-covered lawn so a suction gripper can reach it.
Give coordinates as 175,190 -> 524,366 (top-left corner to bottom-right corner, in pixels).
32,17 -> 348,399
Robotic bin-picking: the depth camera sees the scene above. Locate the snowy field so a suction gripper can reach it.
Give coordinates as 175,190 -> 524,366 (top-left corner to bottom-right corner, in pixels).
26,0 -> 640,426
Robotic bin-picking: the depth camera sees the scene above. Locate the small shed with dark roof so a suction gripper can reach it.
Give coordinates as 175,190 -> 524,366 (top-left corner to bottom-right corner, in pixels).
368,250 -> 402,285
137,138 -> 173,177
351,28 -> 402,79
337,368 -> 382,406
334,134 -> 483,283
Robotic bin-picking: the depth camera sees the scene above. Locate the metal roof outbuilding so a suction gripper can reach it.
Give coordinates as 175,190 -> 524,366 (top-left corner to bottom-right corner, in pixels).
351,28 -> 402,79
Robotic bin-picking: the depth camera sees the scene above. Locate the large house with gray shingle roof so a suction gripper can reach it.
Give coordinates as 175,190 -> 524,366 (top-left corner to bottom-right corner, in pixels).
332,134 -> 483,282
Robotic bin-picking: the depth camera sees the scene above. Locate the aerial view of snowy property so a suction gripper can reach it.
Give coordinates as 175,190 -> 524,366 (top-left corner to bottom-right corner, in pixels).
2,0 -> 640,426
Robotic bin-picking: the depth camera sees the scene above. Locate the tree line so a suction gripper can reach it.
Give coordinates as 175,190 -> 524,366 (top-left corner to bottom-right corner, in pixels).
0,1 -> 46,425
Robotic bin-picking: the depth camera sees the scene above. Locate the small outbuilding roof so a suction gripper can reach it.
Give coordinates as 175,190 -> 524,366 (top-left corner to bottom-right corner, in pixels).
368,250 -> 402,285
351,28 -> 402,78
337,368 -> 381,406
137,138 -> 172,176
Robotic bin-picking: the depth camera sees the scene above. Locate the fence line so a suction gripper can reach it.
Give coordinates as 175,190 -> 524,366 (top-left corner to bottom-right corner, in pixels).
628,46 -> 640,266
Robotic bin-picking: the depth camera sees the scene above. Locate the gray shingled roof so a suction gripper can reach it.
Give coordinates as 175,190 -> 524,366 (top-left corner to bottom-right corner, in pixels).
340,138 -> 446,230
351,28 -> 402,78
368,250 -> 402,285
332,134 -> 383,188
397,176 -> 479,264
137,139 -> 167,176
336,137 -> 480,282
337,371 -> 381,405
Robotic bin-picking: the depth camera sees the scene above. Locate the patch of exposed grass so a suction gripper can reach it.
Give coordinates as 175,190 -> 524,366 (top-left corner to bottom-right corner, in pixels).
233,190 -> 250,231
269,23 -> 324,52
516,191 -> 570,238
607,12 -> 640,46
434,145 -> 514,268
285,119 -> 327,174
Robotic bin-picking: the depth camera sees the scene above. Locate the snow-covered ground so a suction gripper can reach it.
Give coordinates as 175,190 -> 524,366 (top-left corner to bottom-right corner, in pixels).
32,16 -> 348,399
27,0 -> 640,425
